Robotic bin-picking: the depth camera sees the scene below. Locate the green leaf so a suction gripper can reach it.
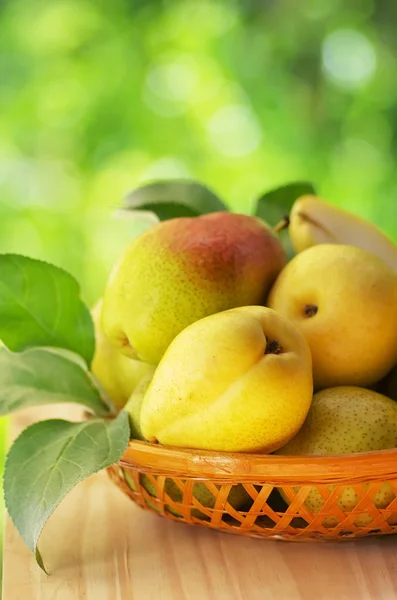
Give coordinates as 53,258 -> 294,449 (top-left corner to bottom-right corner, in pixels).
0,254 -> 95,365
254,181 -> 316,226
0,347 -> 111,417
122,179 -> 228,221
4,411 -> 130,571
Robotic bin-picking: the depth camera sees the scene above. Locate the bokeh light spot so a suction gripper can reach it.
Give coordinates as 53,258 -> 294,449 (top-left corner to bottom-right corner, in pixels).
14,0 -> 101,54
140,158 -> 191,181
147,60 -> 198,103
322,29 -> 376,89
207,105 -> 262,157
144,54 -> 225,116
167,1 -> 237,40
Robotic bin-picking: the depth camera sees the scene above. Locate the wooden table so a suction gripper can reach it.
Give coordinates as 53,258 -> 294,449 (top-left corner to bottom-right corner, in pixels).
3,407 -> 397,599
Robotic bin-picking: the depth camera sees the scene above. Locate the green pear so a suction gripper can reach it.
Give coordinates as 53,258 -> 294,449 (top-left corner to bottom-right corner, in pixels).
124,372 -> 153,441
91,300 -> 155,410
276,387 -> 397,527
268,244 -> 397,389
140,306 -> 313,453
101,212 -> 286,365
124,473 -> 250,520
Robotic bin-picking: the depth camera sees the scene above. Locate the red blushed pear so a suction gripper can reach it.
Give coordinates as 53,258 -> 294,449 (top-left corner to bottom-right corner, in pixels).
102,212 -> 286,365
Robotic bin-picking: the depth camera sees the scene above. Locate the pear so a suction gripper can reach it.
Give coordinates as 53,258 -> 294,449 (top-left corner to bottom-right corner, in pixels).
124,372 -> 154,441
134,476 -> 250,520
276,387 -> 397,527
123,388 -> 250,518
91,301 -> 155,410
268,244 -> 397,389
101,212 -> 286,365
140,306 -> 313,453
289,195 -> 397,272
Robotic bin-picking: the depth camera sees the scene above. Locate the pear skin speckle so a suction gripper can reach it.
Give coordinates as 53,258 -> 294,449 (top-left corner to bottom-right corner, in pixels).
102,213 -> 286,365
277,386 -> 397,526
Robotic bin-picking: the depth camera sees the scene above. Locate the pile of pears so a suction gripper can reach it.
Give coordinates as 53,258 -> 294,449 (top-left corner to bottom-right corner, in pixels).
93,197 -> 397,525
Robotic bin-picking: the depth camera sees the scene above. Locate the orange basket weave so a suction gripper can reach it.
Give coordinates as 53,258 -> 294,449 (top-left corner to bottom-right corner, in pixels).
107,441 -> 397,541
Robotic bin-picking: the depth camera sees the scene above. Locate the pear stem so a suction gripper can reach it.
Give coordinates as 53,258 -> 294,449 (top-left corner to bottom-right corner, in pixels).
273,215 -> 290,234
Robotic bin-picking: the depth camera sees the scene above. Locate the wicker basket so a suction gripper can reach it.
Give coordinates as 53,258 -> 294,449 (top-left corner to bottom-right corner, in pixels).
107,440 -> 397,541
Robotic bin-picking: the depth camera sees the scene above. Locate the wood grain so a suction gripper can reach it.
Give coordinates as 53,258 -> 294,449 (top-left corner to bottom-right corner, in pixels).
3,407 -> 397,600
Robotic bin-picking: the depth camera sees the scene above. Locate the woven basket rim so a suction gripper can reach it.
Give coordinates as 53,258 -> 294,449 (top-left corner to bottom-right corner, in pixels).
120,440 -> 397,484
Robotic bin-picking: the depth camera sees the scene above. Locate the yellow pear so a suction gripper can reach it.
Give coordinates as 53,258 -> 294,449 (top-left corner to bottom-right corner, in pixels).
289,195 -> 397,272
140,306 -> 313,453
101,213 -> 286,365
91,301 -> 155,410
124,375 -> 251,517
276,387 -> 397,527
268,244 -> 397,389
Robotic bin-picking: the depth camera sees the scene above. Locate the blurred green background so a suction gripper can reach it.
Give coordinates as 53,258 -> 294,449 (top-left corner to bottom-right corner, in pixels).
1,0 -> 397,581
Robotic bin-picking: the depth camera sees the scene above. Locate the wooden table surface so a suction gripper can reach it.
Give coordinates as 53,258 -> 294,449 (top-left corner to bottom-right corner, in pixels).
3,407 -> 397,600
